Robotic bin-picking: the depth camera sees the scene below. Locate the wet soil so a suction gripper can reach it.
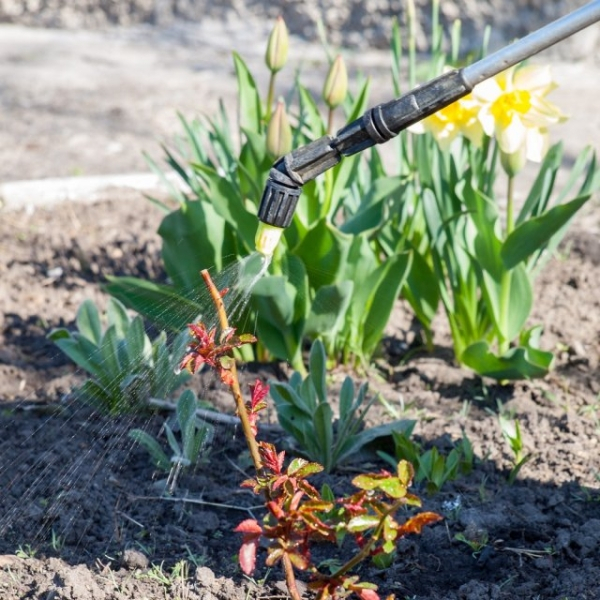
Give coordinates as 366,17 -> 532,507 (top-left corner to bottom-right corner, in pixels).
1,190 -> 600,600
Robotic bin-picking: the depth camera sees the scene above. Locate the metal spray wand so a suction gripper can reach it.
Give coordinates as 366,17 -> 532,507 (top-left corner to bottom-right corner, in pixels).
255,0 -> 600,256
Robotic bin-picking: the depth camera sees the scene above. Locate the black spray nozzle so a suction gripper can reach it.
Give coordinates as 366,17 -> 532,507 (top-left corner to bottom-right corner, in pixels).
257,135 -> 341,227
257,69 -> 471,233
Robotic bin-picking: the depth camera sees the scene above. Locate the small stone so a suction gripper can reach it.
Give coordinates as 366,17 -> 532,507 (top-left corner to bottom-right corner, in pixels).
121,548 -> 149,570
195,565 -> 216,586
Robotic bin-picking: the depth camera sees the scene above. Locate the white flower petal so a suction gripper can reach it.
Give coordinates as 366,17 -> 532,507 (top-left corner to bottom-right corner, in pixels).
514,64 -> 555,95
462,120 -> 485,148
472,78 -> 502,103
525,127 -> 549,163
497,115 -> 526,155
408,121 -> 426,134
478,106 -> 496,136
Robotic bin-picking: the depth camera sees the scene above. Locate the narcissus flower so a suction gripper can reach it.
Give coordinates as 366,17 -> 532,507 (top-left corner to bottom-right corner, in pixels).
411,93 -> 484,150
473,64 -> 567,174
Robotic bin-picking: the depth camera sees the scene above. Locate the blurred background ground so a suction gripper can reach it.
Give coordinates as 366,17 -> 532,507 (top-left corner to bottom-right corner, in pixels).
0,1 -> 599,196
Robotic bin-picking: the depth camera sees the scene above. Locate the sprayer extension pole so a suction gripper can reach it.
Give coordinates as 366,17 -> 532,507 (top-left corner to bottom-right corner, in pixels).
257,0 -> 600,229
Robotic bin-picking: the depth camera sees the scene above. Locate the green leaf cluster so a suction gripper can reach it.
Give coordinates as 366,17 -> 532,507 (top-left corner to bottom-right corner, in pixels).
129,389 -> 213,483
269,340 -> 413,472
379,426 -> 474,495
48,299 -> 189,414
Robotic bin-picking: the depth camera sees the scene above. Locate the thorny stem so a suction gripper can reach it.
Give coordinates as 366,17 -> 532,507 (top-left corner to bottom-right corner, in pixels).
201,268 -> 303,598
200,269 -> 263,472
282,554 -> 303,600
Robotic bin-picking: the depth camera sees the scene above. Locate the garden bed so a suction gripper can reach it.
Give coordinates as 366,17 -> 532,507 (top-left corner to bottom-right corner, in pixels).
1,192 -> 599,599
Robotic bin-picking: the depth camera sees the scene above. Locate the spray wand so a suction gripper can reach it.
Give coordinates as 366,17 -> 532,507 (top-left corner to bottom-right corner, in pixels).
255,0 -> 600,256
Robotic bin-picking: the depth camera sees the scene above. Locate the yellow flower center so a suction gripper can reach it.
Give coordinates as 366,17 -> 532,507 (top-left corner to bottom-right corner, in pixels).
490,90 -> 532,127
441,101 -> 467,123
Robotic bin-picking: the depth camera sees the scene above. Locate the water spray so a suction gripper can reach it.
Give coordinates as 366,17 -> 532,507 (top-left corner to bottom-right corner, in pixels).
255,0 -> 600,257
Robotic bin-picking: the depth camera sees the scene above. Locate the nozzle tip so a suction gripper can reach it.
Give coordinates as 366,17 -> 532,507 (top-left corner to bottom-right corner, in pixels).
255,222 -> 284,257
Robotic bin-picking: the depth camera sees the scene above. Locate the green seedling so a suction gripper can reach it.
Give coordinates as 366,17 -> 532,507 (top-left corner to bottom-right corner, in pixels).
50,529 -> 64,552
455,530 -> 490,557
129,389 -> 213,491
269,339 -> 414,473
15,544 -> 37,559
379,429 -> 474,494
48,298 -> 189,414
498,413 -> 533,484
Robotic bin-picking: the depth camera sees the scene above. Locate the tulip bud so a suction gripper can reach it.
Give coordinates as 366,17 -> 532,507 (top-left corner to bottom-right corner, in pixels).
265,16 -> 289,74
266,100 -> 292,158
322,54 -> 348,110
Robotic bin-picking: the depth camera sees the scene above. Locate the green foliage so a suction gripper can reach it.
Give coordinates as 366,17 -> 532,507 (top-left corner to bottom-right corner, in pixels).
379,427 -> 474,494
105,33 -> 411,370
268,339 -> 413,472
129,389 -> 212,489
48,298 -> 189,414
377,8 -> 600,380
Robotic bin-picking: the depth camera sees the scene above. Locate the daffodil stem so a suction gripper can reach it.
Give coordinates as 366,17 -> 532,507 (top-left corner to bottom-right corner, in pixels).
200,269 -> 263,472
407,0 -> 417,88
498,175 -> 515,355
506,174 -> 515,236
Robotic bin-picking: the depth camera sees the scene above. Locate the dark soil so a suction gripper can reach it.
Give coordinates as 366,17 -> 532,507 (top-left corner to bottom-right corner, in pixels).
1,194 -> 600,600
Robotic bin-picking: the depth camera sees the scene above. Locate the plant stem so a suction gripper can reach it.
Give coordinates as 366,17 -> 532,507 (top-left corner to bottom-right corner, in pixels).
282,554 -> 303,600
202,270 -> 304,600
200,269 -> 263,472
498,175 -> 515,355
266,72 -> 276,122
327,107 -> 335,135
407,0 -> 417,88
506,174 -> 515,236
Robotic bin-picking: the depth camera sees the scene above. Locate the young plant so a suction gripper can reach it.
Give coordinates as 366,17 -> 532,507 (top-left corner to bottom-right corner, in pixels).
105,17 -> 411,370
269,339 -> 414,472
498,413 -> 533,484
182,270 -> 441,600
48,298 -> 189,414
379,427 -> 474,494
454,530 -> 490,558
129,389 -> 213,491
